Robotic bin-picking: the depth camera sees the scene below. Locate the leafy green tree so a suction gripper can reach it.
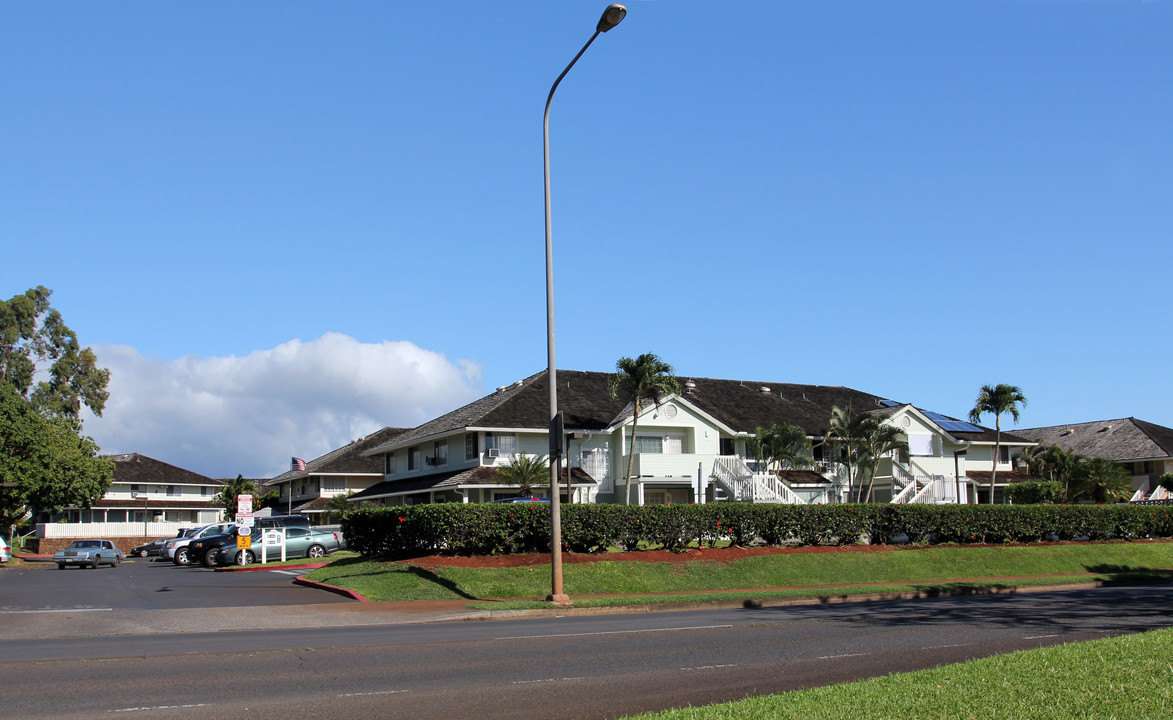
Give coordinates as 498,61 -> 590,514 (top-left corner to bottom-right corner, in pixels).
1,382 -> 113,535
968,383 -> 1028,504
1160,473 -> 1173,494
1,286 -> 110,418
494,453 -> 549,498
1006,480 -> 1065,504
322,492 -> 358,523
608,354 -> 681,505
1070,457 -> 1132,504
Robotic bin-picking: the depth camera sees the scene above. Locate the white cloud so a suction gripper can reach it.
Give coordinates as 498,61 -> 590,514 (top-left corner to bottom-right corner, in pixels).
81,333 -> 483,479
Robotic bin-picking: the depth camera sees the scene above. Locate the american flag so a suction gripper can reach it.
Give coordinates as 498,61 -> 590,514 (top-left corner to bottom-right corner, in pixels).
291,457 -> 306,472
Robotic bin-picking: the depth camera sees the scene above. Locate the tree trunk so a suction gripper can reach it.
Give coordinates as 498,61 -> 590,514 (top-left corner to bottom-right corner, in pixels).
623,399 -> 641,505
989,422 -> 1001,505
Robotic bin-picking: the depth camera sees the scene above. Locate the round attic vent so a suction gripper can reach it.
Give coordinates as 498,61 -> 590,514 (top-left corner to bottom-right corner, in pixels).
664,404 -> 678,419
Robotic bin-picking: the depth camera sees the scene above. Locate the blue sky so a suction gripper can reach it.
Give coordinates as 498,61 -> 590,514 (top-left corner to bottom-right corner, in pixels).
3,1 -> 1170,478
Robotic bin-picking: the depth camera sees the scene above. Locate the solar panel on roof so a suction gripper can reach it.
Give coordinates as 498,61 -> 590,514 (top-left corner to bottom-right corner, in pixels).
879,400 -> 899,407
923,410 -> 983,433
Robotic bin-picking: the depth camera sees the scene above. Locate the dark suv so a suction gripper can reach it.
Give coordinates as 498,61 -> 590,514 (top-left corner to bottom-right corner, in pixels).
186,515 -> 311,567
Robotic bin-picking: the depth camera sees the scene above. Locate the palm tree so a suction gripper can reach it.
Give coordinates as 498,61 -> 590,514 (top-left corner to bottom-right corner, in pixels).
494,453 -> 549,498
858,421 -> 908,504
748,423 -> 814,476
324,492 -> 356,523
968,384 -> 1028,504
608,354 -> 681,505
1071,457 -> 1132,504
213,475 -> 258,520
824,406 -> 870,502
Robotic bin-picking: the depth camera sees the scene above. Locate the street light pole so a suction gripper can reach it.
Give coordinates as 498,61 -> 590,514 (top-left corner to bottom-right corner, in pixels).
544,3 -> 627,605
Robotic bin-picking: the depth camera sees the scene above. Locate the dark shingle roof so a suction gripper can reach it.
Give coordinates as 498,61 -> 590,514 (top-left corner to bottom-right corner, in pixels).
1013,418 -> 1173,462
106,453 -> 221,486
366,370 -> 899,456
349,466 -> 597,501
267,426 -> 410,486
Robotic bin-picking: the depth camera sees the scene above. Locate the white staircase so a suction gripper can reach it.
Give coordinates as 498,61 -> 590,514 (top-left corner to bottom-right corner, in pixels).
711,456 -> 806,504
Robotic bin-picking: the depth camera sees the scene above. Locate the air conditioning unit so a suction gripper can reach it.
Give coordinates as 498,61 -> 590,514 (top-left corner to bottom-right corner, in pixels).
425,456 -> 439,466
486,448 -> 500,458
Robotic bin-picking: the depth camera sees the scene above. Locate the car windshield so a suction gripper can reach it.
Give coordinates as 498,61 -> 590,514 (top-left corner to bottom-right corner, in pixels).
71,541 -> 100,548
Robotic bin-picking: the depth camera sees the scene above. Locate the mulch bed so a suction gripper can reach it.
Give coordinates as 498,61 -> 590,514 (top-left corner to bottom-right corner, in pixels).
399,543 -> 914,571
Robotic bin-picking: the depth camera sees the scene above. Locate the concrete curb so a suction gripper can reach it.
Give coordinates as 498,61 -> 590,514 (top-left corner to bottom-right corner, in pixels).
292,576 -> 370,602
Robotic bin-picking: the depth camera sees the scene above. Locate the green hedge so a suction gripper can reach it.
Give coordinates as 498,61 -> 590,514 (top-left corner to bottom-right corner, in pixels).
341,502 -> 1173,558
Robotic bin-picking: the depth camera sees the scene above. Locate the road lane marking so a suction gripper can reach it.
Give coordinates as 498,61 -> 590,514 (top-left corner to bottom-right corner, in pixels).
817,652 -> 869,660
1025,634 -> 1059,640
497,624 -> 733,640
512,677 -> 584,685
0,608 -> 112,614
682,664 -> 737,671
338,690 -> 410,697
112,704 -> 208,712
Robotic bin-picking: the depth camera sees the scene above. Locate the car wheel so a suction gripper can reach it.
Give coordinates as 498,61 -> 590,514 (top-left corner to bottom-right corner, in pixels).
174,547 -> 190,566
57,563 -> 65,570
200,548 -> 219,567
111,556 -> 119,567
307,544 -> 326,559
91,557 -> 101,569
137,549 -> 149,558
240,550 -> 255,565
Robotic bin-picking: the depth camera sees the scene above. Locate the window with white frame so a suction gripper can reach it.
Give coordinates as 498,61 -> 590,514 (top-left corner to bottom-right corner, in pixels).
408,446 -> 420,471
634,435 -> 663,454
465,433 -> 478,461
432,439 -> 448,466
384,453 -> 396,475
485,433 -> 517,455
167,485 -> 181,497
322,476 -> 345,493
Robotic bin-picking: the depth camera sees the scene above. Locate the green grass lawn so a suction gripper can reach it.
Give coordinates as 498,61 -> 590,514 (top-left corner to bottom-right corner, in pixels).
303,541 -> 1173,604
620,626 -> 1173,720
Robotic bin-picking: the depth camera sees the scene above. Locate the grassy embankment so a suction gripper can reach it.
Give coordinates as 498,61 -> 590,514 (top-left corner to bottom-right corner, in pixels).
303,540 -> 1173,608
621,626 -> 1173,720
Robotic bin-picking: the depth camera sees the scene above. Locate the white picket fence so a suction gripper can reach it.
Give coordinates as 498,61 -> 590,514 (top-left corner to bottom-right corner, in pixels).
37,521 -> 191,539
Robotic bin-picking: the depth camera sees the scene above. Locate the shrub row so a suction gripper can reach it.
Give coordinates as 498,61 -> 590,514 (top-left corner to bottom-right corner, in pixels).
341,502 -> 1173,558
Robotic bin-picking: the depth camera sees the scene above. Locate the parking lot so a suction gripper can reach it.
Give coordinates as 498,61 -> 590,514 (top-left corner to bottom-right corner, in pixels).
0,555 -> 349,614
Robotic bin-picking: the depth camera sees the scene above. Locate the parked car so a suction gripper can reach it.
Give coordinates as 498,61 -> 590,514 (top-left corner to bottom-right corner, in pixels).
215,526 -> 342,566
187,515 -> 312,567
130,537 -> 170,558
164,523 -> 235,565
0,536 -> 11,563
53,539 -> 124,569
492,497 -> 551,503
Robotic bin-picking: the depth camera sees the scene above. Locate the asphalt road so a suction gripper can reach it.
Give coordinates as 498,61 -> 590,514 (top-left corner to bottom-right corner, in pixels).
0,555 -> 341,612
3,584 -> 1170,720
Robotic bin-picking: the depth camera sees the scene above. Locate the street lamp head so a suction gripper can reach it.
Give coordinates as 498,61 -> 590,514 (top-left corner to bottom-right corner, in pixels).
597,3 -> 627,33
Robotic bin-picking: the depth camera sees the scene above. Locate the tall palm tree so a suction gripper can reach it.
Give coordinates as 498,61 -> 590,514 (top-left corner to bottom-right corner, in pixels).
823,406 -> 871,502
968,384 -> 1027,504
495,453 -> 549,498
608,354 -> 681,505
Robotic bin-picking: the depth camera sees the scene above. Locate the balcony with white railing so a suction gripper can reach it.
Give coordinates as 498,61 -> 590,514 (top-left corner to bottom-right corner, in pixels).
623,453 -> 712,479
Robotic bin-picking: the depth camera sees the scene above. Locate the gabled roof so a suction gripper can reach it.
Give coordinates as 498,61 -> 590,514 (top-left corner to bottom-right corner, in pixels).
365,369 -> 906,457
106,453 -> 221,486
873,404 -> 1033,445
1012,418 -> 1173,462
267,426 -> 410,486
